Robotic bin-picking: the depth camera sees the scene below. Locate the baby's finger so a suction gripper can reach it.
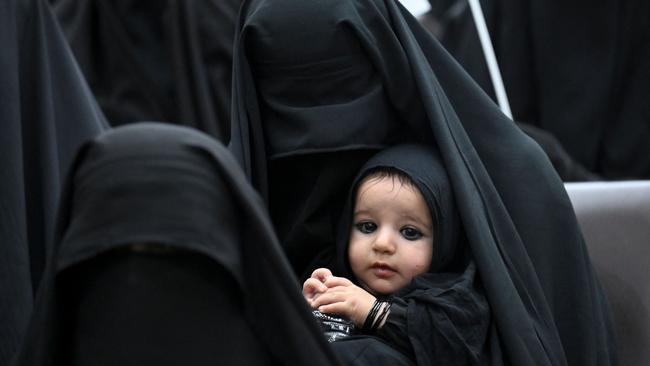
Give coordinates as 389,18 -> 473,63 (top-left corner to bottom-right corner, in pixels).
323,276 -> 352,288
311,268 -> 333,283
310,290 -> 347,308
303,278 -> 328,299
318,302 -> 349,317
305,293 -> 323,309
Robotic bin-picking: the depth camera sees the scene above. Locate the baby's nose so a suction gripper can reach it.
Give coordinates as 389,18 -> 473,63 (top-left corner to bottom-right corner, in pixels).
372,229 -> 397,253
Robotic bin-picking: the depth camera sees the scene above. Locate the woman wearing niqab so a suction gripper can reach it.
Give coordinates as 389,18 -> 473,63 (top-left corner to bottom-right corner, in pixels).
12,123 -> 340,365
230,0 -> 617,364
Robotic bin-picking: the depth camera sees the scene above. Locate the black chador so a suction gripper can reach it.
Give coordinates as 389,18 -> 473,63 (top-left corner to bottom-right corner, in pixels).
230,0 -> 617,364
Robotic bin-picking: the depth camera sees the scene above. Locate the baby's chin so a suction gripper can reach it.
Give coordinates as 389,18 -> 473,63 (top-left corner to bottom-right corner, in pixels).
359,279 -> 399,297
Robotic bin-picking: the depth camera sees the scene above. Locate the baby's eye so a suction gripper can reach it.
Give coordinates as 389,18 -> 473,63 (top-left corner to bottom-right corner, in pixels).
355,221 -> 377,234
400,227 -> 423,240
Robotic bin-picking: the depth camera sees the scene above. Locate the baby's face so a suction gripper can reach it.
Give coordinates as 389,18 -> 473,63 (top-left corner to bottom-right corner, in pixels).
348,176 -> 433,295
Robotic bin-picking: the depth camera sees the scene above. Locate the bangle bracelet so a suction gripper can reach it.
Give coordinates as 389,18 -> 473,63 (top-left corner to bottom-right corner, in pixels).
372,301 -> 392,332
362,298 -> 393,333
362,299 -> 382,332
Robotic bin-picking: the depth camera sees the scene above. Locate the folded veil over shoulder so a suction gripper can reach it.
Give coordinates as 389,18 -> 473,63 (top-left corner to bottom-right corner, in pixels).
230,0 -> 617,364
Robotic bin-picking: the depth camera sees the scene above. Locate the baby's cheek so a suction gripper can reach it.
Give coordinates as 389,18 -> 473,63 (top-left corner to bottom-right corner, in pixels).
348,245 -> 364,276
412,263 -> 428,274
409,256 -> 432,276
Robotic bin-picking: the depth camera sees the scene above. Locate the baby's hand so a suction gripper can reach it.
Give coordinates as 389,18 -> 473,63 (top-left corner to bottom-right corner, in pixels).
310,276 -> 375,327
302,268 -> 333,303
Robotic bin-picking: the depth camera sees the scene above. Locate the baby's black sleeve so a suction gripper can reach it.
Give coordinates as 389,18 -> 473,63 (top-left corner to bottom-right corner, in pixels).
376,297 -> 415,358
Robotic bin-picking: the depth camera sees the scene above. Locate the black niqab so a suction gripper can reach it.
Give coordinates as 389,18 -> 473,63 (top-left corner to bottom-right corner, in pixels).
230,0 -> 617,364
13,123 -> 339,365
0,0 -> 107,362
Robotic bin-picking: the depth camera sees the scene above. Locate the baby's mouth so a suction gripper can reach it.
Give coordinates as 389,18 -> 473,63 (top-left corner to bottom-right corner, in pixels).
370,263 -> 396,278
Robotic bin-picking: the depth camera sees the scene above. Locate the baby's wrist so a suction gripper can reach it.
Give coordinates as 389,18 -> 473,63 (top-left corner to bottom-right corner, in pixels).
361,298 -> 393,332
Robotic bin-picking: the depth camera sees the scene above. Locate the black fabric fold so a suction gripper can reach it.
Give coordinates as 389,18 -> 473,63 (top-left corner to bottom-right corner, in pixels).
0,0 -> 107,362
51,0 -> 241,142
427,0 -> 650,179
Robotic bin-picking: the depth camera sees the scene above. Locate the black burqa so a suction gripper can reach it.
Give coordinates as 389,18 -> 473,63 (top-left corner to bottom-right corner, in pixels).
0,0 -> 107,363
230,0 -> 617,364
426,0 -> 650,179
13,123 -> 340,365
51,0 -> 241,142
330,144 -> 491,365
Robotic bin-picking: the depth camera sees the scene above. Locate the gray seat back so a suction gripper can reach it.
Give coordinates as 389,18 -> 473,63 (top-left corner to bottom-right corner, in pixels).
565,181 -> 650,366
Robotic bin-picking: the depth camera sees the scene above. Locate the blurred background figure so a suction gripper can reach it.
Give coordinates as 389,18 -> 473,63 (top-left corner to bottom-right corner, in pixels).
413,0 -> 650,180
51,0 -> 241,142
1,0 -> 107,364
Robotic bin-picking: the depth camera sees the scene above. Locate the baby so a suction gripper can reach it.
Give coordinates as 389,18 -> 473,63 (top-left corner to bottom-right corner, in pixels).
303,144 -> 490,366
303,149 -> 436,333
303,144 -> 488,364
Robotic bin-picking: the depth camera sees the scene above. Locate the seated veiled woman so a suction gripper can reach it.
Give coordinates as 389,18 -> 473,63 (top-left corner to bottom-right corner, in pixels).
12,123 -> 339,366
229,0 -> 618,365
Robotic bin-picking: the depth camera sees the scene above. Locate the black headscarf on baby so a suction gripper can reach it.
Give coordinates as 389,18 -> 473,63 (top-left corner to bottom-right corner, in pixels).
13,123 -> 339,366
337,144 -> 461,275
